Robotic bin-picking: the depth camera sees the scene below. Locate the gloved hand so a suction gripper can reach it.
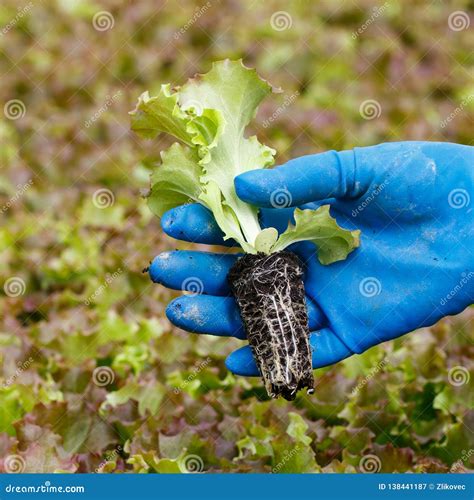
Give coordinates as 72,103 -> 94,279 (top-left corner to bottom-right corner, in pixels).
149,141 -> 474,376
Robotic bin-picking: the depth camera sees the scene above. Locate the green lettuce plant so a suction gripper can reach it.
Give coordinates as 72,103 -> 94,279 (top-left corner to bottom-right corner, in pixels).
130,59 -> 359,262
131,60 -> 360,400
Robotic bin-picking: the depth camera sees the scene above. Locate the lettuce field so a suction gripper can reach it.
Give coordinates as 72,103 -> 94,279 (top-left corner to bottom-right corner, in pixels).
0,0 -> 473,474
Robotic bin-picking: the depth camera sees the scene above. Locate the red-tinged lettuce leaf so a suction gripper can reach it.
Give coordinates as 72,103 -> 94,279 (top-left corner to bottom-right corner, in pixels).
433,358 -> 473,416
271,413 -> 319,473
366,443 -> 415,473
301,371 -> 353,422
9,424 -> 77,473
414,456 -> 450,473
271,436 -> 320,473
410,418 -> 448,446
127,451 -> 179,473
430,411 -> 474,467
166,367 -> 234,398
0,385 -> 36,436
330,426 -> 375,456
101,381 -> 167,418
322,459 -> 357,473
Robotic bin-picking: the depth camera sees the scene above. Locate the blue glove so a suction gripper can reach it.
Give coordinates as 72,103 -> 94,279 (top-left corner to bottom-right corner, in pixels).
149,141 -> 474,376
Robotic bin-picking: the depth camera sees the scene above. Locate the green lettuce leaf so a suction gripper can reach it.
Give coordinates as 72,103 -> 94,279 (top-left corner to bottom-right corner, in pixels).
130,86 -> 192,144
271,207 -> 360,264
130,85 -> 223,169
147,143 -> 203,217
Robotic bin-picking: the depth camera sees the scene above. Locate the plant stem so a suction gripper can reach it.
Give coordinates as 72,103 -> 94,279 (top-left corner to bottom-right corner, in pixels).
239,205 -> 262,248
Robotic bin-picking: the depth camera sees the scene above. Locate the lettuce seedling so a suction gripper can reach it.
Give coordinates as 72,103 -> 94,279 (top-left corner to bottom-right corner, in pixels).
131,60 -> 360,400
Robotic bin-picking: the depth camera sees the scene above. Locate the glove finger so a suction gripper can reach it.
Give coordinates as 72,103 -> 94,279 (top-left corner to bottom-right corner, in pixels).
149,250 -> 239,296
167,295 -> 245,339
161,204 -> 237,247
259,203 -> 330,234
162,203 -> 297,246
225,328 -> 353,376
166,295 -> 327,338
161,202 -> 335,247
235,150 -> 358,208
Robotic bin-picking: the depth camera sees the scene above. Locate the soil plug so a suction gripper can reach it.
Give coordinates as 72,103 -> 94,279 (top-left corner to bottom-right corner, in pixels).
229,252 -> 314,400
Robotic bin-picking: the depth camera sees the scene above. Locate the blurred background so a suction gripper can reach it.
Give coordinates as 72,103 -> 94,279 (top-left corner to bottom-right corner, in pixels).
0,0 -> 472,473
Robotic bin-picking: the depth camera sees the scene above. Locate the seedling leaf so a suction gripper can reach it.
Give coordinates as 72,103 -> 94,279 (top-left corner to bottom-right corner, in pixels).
271,207 -> 360,264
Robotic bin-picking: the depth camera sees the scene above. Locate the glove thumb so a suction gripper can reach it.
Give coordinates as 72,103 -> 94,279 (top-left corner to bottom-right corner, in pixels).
234,150 -> 357,208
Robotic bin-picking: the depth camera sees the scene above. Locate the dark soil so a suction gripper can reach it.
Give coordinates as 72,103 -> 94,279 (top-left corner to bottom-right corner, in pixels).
228,251 -> 314,400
